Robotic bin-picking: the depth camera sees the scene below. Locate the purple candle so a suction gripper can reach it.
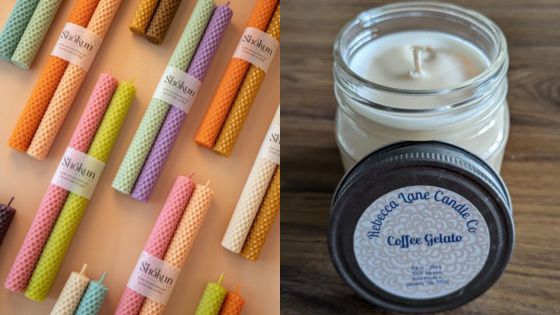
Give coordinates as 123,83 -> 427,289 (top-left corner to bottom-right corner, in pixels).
131,4 -> 233,201
0,197 -> 16,246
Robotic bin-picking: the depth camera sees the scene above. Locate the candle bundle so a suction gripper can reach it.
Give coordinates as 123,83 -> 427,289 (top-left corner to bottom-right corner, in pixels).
7,0 -> 101,152
51,265 -> 109,315
194,275 -> 245,315
0,197 -> 16,246
131,3 -> 232,202
27,0 -> 123,160
25,81 -> 134,301
222,107 -> 280,254
112,0 -> 213,196
240,166 -> 280,261
129,0 -> 182,44
139,182 -> 214,314
115,175 -> 195,314
213,5 -> 280,156
5,73 -> 117,294
195,0 -> 278,149
0,0 -> 41,60
8,0 -> 122,160
11,0 -> 65,69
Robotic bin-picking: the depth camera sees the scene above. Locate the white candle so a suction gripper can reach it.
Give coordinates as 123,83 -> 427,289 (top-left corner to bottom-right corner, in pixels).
335,27 -> 509,171
350,31 -> 488,91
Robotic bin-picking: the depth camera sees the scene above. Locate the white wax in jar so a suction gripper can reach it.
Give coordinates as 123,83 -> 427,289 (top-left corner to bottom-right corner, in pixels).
336,30 -> 509,171
350,31 -> 488,91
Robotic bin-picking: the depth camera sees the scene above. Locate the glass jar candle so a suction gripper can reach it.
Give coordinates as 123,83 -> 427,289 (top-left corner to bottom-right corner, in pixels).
333,2 -> 509,171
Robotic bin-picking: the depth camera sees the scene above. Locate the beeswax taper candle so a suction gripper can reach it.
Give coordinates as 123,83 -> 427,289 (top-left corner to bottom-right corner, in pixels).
194,274 -> 228,315
5,73 -> 116,293
241,167 -> 280,261
0,197 -> 16,246
131,3 -> 232,202
75,272 -> 109,315
25,81 -> 134,301
222,108 -> 280,253
145,0 -> 182,44
115,175 -> 194,315
11,0 -> 65,69
51,264 -> 89,315
129,0 -> 160,34
112,0 -> 213,195
7,0 -> 100,152
195,0 -> 278,148
213,5 -> 280,156
219,289 -> 245,315
0,0 -> 40,60
27,0 -> 123,160
139,182 -> 214,315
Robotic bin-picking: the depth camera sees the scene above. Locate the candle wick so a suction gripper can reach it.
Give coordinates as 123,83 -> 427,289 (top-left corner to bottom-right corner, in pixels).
411,46 -> 423,77
99,272 -> 108,283
188,171 -> 196,178
7,197 -> 14,208
80,264 -> 88,275
205,180 -> 211,187
218,273 -> 225,285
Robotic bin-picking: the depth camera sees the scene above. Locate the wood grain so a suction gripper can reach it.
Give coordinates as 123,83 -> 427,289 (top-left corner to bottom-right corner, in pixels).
281,0 -> 560,314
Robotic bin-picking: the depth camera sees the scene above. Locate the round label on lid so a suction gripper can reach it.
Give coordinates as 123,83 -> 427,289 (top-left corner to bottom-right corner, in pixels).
353,185 -> 490,299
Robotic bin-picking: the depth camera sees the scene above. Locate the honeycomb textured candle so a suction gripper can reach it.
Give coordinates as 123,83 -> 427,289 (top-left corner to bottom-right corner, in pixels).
221,108 -> 280,253
7,0 -> 100,152
50,265 -> 89,315
24,82 -> 134,301
195,0 -> 278,148
5,74 -> 116,293
0,201 -> 16,246
129,0 -> 160,34
218,292 -> 245,315
213,5 -> 280,156
0,0 -> 40,60
11,0 -> 65,69
139,184 -> 214,315
115,176 -> 194,315
241,167 -> 280,261
27,0 -> 123,160
112,0 -> 214,195
194,278 -> 227,315
131,4 -> 232,202
75,273 -> 109,315
144,0 -> 182,44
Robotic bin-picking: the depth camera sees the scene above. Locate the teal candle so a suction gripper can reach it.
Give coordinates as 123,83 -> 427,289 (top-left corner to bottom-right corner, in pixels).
75,272 -> 109,315
0,0 -> 41,60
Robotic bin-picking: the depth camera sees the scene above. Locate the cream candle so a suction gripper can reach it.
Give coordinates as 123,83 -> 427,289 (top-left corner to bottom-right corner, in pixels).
334,2 -> 509,171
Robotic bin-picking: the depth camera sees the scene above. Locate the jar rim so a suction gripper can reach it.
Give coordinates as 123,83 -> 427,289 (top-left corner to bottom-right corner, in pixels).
333,1 -> 509,113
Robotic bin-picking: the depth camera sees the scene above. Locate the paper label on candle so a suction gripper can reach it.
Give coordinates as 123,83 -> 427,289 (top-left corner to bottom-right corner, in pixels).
353,185 -> 490,299
257,122 -> 280,165
127,251 -> 181,305
153,66 -> 202,113
233,27 -> 279,73
51,148 -> 106,199
51,23 -> 102,71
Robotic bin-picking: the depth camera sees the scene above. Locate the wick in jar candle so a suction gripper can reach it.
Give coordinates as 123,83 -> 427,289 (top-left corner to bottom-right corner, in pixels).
410,46 -> 433,78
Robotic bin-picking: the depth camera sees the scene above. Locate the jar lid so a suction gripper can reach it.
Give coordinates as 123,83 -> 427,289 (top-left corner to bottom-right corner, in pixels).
329,141 -> 514,313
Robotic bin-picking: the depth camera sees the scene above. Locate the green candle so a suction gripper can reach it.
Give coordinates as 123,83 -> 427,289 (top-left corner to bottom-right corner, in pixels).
24,81 -> 135,301
194,274 -> 228,315
75,272 -> 109,315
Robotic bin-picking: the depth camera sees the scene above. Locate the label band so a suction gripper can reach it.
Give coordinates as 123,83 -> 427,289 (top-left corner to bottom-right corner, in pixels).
127,251 -> 181,305
153,66 -> 201,113
51,23 -> 102,71
51,147 -> 105,199
233,27 -> 279,73
258,122 -> 280,165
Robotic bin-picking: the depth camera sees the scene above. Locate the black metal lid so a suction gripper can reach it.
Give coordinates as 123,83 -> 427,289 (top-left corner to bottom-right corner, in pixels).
328,141 -> 514,313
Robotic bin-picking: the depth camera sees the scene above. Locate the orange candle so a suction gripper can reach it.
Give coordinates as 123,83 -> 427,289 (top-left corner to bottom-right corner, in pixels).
219,289 -> 244,315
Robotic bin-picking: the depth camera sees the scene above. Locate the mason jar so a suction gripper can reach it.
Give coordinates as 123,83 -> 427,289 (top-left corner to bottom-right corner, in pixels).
333,2 -> 510,171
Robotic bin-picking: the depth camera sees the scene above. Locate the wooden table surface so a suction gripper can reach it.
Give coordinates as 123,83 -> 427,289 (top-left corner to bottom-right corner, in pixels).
281,0 -> 560,314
